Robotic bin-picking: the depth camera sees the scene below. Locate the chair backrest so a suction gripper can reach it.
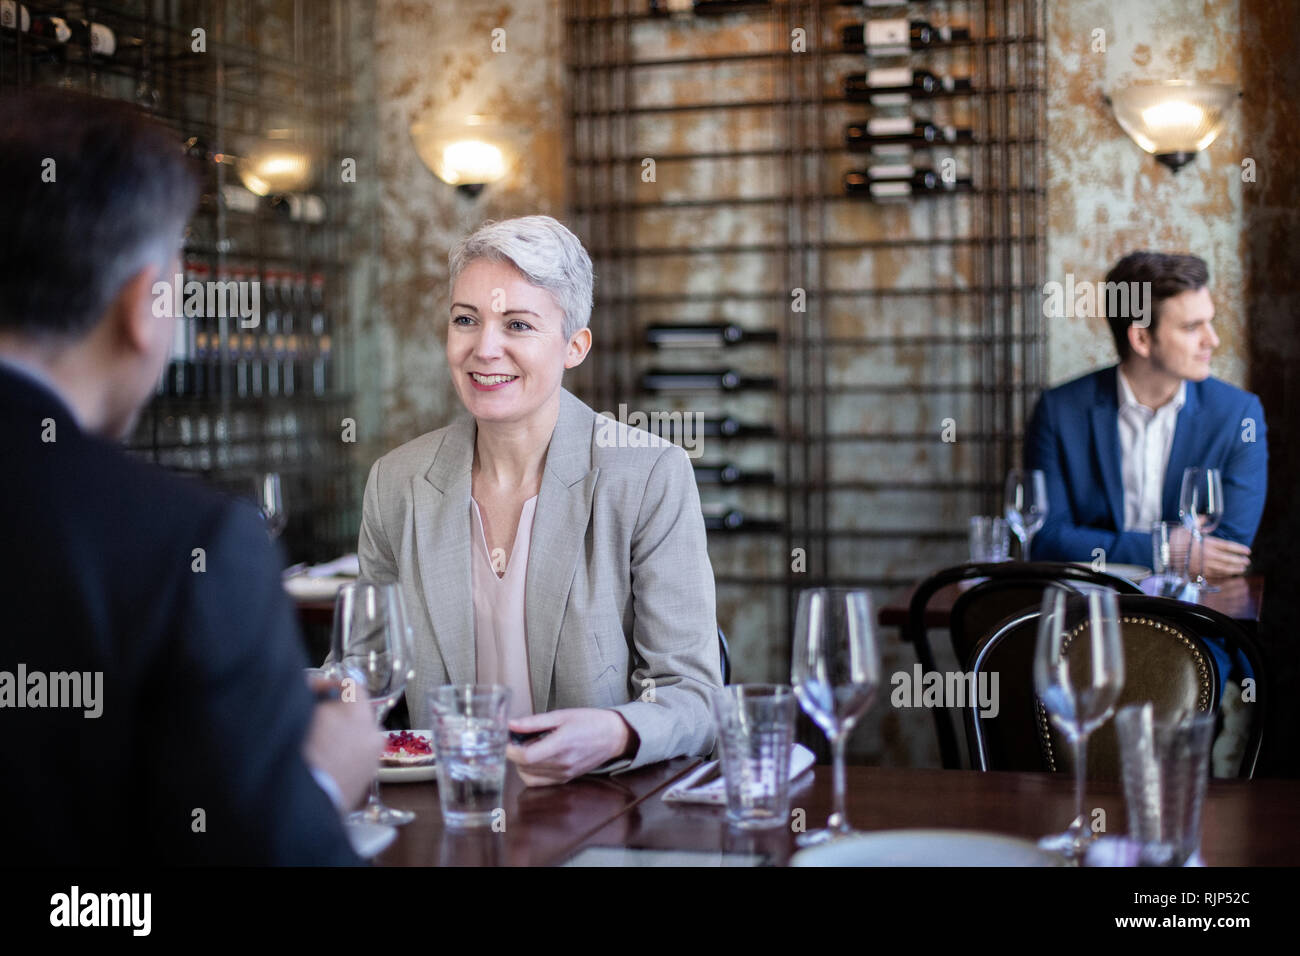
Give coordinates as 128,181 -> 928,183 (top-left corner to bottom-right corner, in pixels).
718,626 -> 731,685
967,595 -> 1265,779
904,562 -> 1144,768
950,579 -> 1058,668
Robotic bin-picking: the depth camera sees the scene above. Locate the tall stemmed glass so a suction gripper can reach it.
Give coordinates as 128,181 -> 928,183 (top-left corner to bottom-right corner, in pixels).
335,580 -> 416,826
1034,585 -> 1124,862
256,472 -> 287,540
1179,467 -> 1224,593
791,588 -> 880,846
1004,469 -> 1049,561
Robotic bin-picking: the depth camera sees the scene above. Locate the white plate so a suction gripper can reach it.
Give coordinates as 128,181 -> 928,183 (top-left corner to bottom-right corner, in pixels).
377,764 -> 438,783
283,574 -> 353,601
1071,562 -> 1151,583
377,730 -> 436,783
790,829 -> 1065,867
345,820 -> 397,858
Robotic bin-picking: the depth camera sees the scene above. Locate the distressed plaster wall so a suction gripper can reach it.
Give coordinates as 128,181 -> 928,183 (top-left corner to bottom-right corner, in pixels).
1045,0 -> 1248,389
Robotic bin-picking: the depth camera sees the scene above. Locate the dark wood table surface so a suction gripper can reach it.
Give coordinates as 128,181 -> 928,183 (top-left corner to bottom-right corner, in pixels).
878,574 -> 1265,630
375,760 -> 1300,866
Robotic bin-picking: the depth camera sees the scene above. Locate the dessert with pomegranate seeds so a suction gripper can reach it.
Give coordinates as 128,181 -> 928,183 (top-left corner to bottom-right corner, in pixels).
382,730 -> 435,767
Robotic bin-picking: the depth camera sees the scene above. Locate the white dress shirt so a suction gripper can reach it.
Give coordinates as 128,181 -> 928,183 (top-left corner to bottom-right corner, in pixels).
1117,370 -> 1186,531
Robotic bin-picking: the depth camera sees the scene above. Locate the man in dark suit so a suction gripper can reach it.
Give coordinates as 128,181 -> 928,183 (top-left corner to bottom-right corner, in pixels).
0,90 -> 379,864
1026,251 -> 1267,574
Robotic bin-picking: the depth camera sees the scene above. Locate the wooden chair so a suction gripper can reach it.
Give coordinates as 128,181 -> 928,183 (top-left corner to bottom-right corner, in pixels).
904,562 -> 1143,768
966,595 -> 1265,779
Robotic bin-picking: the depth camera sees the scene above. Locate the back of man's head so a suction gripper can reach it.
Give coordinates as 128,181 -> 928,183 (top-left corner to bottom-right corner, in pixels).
0,89 -> 200,342
1104,251 -> 1209,362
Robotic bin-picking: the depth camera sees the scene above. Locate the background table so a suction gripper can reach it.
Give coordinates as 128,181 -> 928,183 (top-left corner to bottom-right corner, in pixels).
377,761 -> 1300,866
878,574 -> 1265,631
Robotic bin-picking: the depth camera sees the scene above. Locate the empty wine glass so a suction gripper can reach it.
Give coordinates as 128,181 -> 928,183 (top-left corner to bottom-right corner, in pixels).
791,588 -> 880,846
1034,585 -> 1124,863
1179,467 -> 1224,593
256,472 -> 287,540
1004,469 -> 1048,561
336,580 -> 416,827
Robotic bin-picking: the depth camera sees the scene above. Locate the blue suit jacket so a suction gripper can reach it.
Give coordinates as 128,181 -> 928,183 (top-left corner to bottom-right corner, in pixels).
1025,365 -> 1268,567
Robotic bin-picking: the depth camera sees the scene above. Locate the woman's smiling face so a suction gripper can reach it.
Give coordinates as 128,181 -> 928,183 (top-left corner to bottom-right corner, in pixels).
446,258 -> 587,424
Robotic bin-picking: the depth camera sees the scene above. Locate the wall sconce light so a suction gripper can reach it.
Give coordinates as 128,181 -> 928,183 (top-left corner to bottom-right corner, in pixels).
236,128 -> 317,196
410,115 -> 512,197
1106,80 -> 1238,173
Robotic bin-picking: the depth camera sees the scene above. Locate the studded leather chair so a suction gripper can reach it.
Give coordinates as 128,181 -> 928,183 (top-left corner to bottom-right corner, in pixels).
966,595 -> 1264,780
905,562 -> 1143,768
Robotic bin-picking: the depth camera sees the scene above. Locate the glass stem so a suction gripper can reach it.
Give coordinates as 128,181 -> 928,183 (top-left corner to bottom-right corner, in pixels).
830,732 -> 850,834
1023,531 -> 1033,563
1192,529 -> 1204,584
1072,732 -> 1088,838
368,775 -> 381,811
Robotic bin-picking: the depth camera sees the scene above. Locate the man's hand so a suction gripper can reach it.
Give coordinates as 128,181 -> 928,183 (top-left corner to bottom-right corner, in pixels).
1171,526 -> 1251,577
506,709 -> 639,787
302,677 -> 383,810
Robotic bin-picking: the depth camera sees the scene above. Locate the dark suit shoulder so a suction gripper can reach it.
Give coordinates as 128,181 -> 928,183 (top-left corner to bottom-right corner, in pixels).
1039,366 -> 1115,404
1195,375 -> 1261,409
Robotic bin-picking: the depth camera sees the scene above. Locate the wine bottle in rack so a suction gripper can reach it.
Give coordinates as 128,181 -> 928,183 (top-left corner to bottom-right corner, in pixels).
701,503 -> 783,533
641,368 -> 778,392
28,14 -> 70,44
263,270 -> 282,397
844,165 -> 972,200
0,1 -> 30,33
694,415 -> 778,438
843,67 -> 972,105
645,323 -> 779,348
692,462 -> 777,486
285,271 -> 306,397
840,19 -> 971,56
845,117 -> 974,151
309,272 -> 330,397
67,17 -> 118,58
187,261 -> 210,398
648,0 -> 693,15
691,0 -> 771,13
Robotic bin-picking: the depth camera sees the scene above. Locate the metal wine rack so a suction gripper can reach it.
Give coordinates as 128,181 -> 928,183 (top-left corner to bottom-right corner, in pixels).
563,0 -> 1046,692
0,0 -> 372,565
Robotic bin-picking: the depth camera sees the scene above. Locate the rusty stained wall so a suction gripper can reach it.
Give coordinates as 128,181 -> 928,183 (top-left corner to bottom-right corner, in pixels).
1045,0 -> 1248,388
360,1 -> 1260,769
358,0 -> 567,468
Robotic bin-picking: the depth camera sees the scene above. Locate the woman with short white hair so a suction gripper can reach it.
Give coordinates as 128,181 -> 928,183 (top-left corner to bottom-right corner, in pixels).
359,215 -> 721,784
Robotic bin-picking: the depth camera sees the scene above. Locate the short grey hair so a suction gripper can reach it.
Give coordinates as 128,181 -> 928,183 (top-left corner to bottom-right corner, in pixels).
448,215 -> 594,341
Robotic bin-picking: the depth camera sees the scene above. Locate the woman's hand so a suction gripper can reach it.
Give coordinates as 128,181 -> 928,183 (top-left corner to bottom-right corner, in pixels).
506,709 -> 640,786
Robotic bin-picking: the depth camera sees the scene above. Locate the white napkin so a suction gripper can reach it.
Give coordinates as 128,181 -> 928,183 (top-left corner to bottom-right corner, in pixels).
663,744 -> 816,805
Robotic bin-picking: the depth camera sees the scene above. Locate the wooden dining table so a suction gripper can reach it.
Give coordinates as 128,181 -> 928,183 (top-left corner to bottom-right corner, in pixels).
374,758 -> 1300,866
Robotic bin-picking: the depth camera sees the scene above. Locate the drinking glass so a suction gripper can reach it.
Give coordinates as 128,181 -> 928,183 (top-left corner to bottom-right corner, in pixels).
1179,467 -> 1224,593
1004,469 -> 1048,561
429,685 -> 512,829
1034,585 -> 1125,862
336,580 -> 416,826
791,589 -> 880,846
969,515 -> 1011,563
256,471 -> 287,540
1115,704 -> 1216,866
711,685 -> 797,830
1150,521 -> 1189,596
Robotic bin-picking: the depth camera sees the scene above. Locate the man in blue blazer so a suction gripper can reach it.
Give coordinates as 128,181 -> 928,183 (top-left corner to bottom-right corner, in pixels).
1026,252 -> 1267,574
